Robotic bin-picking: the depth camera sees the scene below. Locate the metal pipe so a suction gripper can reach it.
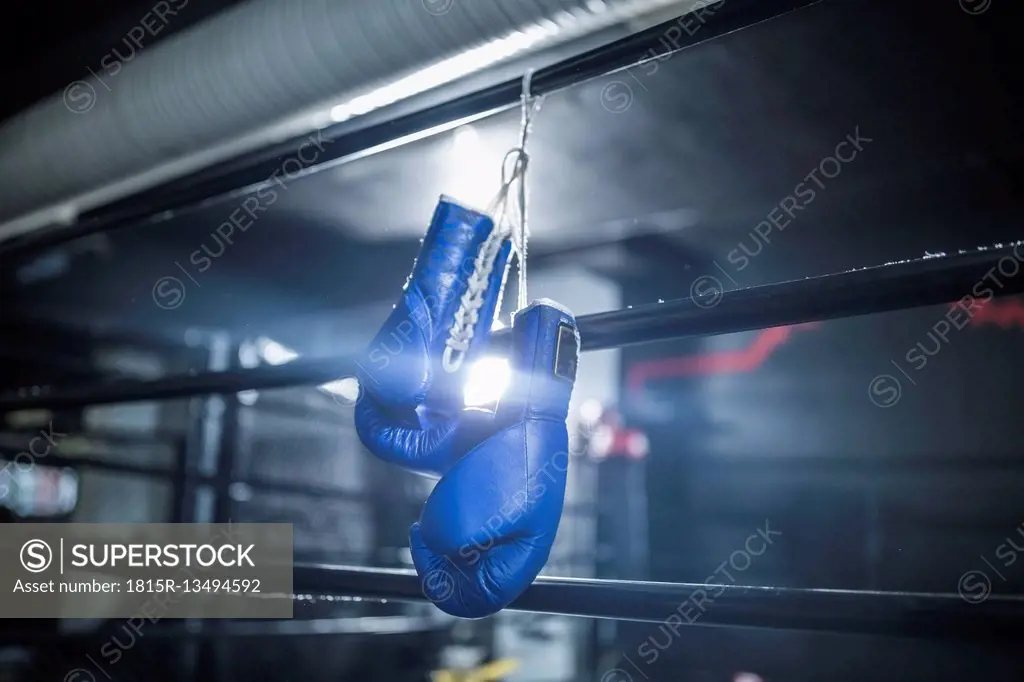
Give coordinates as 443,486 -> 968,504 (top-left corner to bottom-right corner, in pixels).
0,357 -> 357,413
0,446 -> 368,501
0,0 -> 824,258
2,245 -> 1020,413
0,0 -> 715,243
0,447 -> 178,479
0,616 -> 446,642
291,564 -> 1024,641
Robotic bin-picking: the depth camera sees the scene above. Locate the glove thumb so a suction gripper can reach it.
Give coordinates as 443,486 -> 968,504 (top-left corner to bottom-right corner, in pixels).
354,396 -> 459,476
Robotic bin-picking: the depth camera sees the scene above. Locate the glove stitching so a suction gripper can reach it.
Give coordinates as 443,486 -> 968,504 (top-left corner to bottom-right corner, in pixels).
406,282 -> 437,404
523,415 -> 565,424
522,313 -> 543,518
407,281 -> 435,334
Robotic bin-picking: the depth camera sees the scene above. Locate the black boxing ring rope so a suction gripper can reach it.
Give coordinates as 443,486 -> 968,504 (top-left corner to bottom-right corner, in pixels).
291,565 -> 1024,642
4,244 -> 1024,412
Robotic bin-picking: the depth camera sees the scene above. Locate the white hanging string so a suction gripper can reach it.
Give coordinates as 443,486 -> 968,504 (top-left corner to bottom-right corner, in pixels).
442,71 -> 544,373
495,69 -> 543,311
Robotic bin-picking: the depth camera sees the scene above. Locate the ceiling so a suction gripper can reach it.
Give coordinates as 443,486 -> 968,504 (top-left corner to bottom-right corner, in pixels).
0,0 -> 249,123
1,0 -> 1021,353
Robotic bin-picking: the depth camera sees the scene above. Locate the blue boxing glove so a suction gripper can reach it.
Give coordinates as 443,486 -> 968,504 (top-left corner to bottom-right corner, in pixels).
355,197 -> 512,477
411,299 -> 579,619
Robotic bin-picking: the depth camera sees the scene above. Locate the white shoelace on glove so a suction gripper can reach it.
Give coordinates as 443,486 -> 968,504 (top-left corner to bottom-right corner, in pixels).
442,71 -> 544,373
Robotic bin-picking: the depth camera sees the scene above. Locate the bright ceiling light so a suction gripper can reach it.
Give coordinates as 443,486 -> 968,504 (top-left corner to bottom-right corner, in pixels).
237,389 -> 259,406
320,377 -> 361,405
257,338 -> 299,366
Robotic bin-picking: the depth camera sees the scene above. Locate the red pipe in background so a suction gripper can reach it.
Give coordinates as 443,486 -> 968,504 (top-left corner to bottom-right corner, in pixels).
625,297 -> 1024,394
958,297 -> 1024,330
626,322 -> 820,392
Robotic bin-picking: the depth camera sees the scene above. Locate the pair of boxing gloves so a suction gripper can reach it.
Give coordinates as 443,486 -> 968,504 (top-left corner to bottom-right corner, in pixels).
354,197 -> 578,619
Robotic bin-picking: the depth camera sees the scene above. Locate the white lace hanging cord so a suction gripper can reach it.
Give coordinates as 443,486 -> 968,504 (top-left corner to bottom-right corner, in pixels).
441,71 -> 545,373
507,69 -> 544,311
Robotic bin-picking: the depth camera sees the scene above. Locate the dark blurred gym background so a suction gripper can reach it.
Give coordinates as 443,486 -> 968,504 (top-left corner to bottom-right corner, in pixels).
1,0 -> 1023,681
